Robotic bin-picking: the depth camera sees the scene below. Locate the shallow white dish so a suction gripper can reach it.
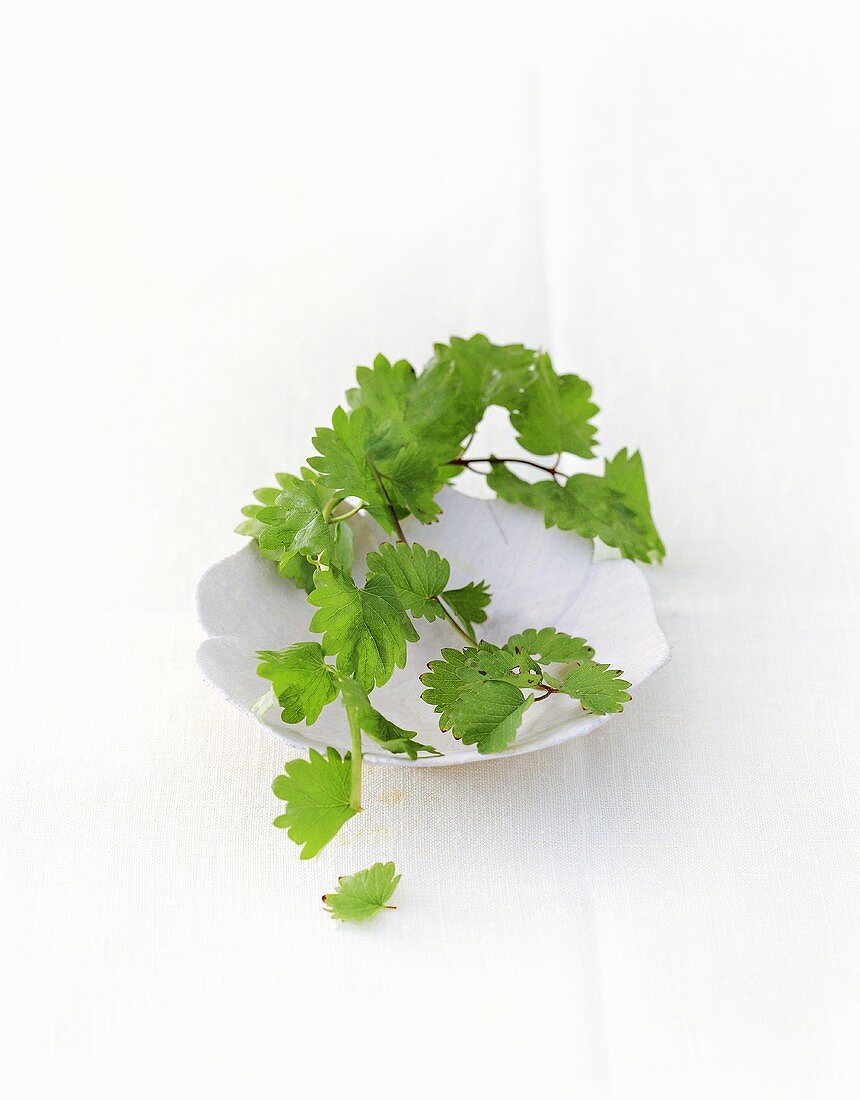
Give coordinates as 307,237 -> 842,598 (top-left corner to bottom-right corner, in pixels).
196,486 -> 670,766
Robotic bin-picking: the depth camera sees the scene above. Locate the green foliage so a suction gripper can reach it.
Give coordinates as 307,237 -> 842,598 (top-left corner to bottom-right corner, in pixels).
602,448 -> 665,563
309,406 -> 394,532
419,639 -> 540,732
559,661 -> 632,714
421,634 -> 631,752
308,568 -> 419,690
510,353 -> 598,458
272,748 -> 357,859
560,452 -> 664,562
238,471 -> 353,590
233,334 -> 665,883
440,580 -> 491,631
448,680 -> 533,754
417,646 -> 470,731
431,334 -> 538,415
505,628 -> 594,665
348,352 -> 459,459
484,463 -> 569,525
365,542 -> 450,621
364,543 -> 491,642
323,862 -> 401,922
254,474 -> 337,559
406,336 -> 531,450
310,399 -> 451,531
257,643 -> 340,725
276,551 -> 318,593
464,641 -> 542,684
339,678 -> 440,760
486,449 -> 664,563
380,442 -> 442,524
348,355 -> 417,457
420,641 -> 542,753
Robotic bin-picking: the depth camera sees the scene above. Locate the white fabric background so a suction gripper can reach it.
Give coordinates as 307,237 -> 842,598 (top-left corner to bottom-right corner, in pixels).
1,2 -> 858,1097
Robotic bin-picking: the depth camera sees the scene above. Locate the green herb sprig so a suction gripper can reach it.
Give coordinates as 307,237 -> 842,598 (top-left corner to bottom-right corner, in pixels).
239,335 -> 664,909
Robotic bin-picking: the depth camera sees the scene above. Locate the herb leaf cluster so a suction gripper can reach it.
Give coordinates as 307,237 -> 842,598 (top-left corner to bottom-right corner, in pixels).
238,335 -> 663,903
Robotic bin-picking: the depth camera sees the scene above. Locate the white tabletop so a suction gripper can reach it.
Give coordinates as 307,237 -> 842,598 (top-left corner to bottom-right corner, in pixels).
2,2 -> 858,1097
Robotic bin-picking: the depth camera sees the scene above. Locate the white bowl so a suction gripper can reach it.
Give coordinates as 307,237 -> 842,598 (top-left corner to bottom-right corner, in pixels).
196,486 -> 670,766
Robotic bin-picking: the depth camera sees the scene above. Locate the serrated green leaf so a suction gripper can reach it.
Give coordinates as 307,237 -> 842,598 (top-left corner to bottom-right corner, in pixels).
238,472 -> 356,589
505,628 -> 594,665
406,337 -> 528,454
559,661 -> 632,714
558,458 -> 664,563
339,677 -> 440,759
407,363 -> 478,450
419,647 -> 470,731
550,473 -> 617,533
308,569 -> 418,690
462,641 -> 543,686
441,580 -> 491,629
271,747 -> 357,859
510,353 -> 599,458
352,354 -> 416,422
309,400 -> 452,531
256,643 -> 340,725
380,442 -> 443,523
485,462 -> 567,518
449,680 -> 532,754
491,463 -> 613,540
349,354 -> 418,458
237,497 -> 275,539
255,475 -> 338,560
323,861 -> 400,922
365,542 -> 450,621
603,448 -> 665,563
347,350 -> 476,510
308,406 -> 393,532
486,451 -> 665,563
348,349 -> 470,465
420,642 -> 540,741
432,334 -> 538,414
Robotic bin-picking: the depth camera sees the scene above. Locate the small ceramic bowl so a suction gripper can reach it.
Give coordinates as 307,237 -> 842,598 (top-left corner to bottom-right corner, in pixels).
196,486 -> 670,766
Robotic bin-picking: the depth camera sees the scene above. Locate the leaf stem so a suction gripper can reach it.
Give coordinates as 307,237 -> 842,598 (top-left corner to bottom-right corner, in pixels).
346,704 -> 363,812
431,596 -> 476,646
452,456 -> 565,478
322,495 -> 366,524
329,501 -> 364,523
534,685 -> 561,702
321,494 -> 347,523
367,455 -> 409,543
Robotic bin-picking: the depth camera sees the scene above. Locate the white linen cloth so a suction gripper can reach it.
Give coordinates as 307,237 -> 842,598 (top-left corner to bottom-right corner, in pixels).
1,2 -> 857,1097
